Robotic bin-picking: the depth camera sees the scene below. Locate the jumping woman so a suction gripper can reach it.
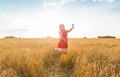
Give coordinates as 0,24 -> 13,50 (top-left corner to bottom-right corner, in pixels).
55,24 -> 74,54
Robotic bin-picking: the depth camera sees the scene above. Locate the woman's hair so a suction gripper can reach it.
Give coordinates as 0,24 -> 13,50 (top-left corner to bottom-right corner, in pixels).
59,24 -> 65,31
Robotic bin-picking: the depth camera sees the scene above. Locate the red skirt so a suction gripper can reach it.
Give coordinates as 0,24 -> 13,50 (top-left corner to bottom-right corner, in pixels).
58,39 -> 68,48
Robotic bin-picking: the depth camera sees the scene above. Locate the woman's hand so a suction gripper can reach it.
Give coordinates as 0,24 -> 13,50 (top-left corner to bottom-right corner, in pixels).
72,24 -> 74,28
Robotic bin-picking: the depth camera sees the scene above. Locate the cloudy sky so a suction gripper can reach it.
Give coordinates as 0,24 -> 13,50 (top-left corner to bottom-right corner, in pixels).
0,0 -> 120,38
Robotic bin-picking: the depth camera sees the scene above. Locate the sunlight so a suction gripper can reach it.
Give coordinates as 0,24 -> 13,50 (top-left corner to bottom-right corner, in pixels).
26,9 -> 64,38
26,9 -> 77,38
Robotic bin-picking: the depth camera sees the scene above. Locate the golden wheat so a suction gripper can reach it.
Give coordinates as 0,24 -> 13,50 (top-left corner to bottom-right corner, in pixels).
0,38 -> 120,77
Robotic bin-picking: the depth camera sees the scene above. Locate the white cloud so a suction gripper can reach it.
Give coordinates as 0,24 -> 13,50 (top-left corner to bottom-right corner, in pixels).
108,0 -> 115,2
42,0 -> 115,9
59,0 -> 75,5
93,0 -> 115,2
93,0 -> 96,2
80,0 -> 87,2
79,0 -> 115,2
43,0 -> 75,9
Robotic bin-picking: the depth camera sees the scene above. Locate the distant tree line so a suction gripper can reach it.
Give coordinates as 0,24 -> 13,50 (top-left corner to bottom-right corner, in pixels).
3,35 -> 116,39
4,36 -> 16,38
98,36 -> 116,38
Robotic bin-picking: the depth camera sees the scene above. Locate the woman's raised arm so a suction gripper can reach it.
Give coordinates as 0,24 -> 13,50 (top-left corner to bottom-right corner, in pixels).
67,24 -> 74,32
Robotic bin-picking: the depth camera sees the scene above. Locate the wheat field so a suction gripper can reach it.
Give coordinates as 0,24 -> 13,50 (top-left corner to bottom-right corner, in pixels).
0,38 -> 120,77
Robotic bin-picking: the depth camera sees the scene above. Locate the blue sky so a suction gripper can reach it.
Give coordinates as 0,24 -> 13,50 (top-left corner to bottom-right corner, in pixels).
0,0 -> 120,38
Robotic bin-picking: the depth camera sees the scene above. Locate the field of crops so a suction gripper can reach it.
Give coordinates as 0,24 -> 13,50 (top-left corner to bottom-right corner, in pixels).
0,38 -> 120,77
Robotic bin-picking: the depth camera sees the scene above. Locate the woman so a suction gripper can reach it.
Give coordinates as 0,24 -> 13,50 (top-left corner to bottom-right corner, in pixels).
55,24 -> 74,54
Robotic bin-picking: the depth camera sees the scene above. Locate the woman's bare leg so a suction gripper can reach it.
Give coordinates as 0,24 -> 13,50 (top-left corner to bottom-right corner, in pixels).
55,48 -> 67,54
